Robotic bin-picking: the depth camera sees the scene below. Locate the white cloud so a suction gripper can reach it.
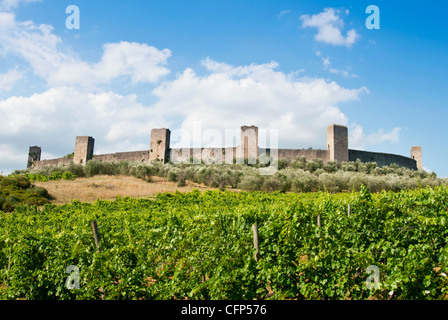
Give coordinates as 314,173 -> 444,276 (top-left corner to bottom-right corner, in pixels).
0,87 -> 169,173
316,51 -> 358,78
349,124 -> 401,150
50,42 -> 172,87
316,51 -> 330,69
0,11 -> 171,87
0,87 -> 169,144
301,8 -> 359,47
152,58 -> 368,148
329,67 -> 358,79
278,10 -> 291,18
0,5 -> 400,175
0,58 -> 371,172
0,0 -> 39,11
0,68 -> 22,91
0,143 -> 24,164
0,11 -> 65,78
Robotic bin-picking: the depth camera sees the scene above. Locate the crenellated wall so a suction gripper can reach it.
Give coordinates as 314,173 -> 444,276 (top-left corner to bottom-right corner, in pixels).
27,124 -> 423,171
31,157 -> 72,169
276,149 -> 330,163
93,151 -> 150,163
169,147 -> 237,164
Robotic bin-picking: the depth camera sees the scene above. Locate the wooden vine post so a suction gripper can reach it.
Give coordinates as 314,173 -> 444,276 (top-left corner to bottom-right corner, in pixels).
91,221 -> 100,252
7,248 -> 11,278
348,204 -> 351,217
91,220 -> 105,299
252,223 -> 260,262
317,215 -> 321,238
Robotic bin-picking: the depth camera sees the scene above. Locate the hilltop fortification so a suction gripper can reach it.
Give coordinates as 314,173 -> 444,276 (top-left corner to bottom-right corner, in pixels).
27,124 -> 422,171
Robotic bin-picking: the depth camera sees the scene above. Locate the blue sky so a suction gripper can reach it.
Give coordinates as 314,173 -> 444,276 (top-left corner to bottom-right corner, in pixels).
0,0 -> 447,176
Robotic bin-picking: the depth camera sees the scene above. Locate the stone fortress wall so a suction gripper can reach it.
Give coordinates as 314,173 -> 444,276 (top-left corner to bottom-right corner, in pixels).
27,124 -> 422,172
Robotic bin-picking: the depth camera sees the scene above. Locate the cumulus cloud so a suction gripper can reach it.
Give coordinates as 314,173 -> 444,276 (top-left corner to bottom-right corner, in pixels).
301,8 -> 359,47
0,11 -> 171,87
0,68 -> 22,91
50,42 -> 172,87
0,4 -> 403,175
0,87 -> 170,166
152,58 -> 368,148
0,58 -> 371,173
0,143 -> 25,174
349,124 -> 401,150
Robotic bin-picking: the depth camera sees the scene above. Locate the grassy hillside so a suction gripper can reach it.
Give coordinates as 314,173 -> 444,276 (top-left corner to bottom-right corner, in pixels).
32,175 -> 216,205
15,158 -> 447,194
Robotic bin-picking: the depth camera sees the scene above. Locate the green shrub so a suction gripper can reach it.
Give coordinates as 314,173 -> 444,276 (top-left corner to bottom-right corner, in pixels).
84,161 -> 102,177
15,175 -> 31,189
84,161 -> 121,177
117,161 -> 130,175
62,171 -> 75,180
68,162 -> 86,178
348,174 -> 368,191
318,172 -> 342,193
306,159 -> 324,172
341,162 -> 357,172
167,167 -> 181,182
238,174 -> 265,191
290,171 -> 317,193
49,171 -> 63,180
26,186 -> 50,198
291,156 -> 307,169
277,159 -> 290,170
177,176 -> 186,187
6,195 -> 19,205
0,175 -> 52,212
230,170 -> 243,188
1,177 -> 19,188
324,161 -> 339,173
131,165 -> 151,180
263,175 -> 289,193
10,157 -> 447,195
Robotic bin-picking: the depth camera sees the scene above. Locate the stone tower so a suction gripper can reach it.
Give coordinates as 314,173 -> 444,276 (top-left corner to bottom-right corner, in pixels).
327,124 -> 348,162
237,125 -> 258,163
73,136 -> 95,165
411,146 -> 423,171
27,146 -> 41,168
150,128 -> 171,163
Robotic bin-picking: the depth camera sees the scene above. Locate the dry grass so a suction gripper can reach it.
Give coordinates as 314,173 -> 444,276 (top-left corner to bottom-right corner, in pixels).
33,175 -> 216,205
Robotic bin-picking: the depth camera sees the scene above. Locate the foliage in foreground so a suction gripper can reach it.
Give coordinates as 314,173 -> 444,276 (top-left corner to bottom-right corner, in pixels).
0,175 -> 53,212
1,186 -> 448,300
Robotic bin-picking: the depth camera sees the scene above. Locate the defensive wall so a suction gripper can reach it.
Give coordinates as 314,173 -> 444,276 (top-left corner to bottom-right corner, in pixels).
27,124 -> 423,171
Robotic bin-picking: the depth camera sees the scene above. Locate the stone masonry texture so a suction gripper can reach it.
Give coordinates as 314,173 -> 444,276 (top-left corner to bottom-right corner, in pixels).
27,146 -> 41,169
27,124 -> 422,171
150,128 -> 170,163
73,136 -> 95,166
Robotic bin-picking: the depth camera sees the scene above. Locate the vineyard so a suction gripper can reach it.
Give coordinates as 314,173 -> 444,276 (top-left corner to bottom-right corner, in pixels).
1,185 -> 448,300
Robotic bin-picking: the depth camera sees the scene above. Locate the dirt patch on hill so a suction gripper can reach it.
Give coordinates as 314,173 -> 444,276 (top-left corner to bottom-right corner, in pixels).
33,175 -> 217,205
